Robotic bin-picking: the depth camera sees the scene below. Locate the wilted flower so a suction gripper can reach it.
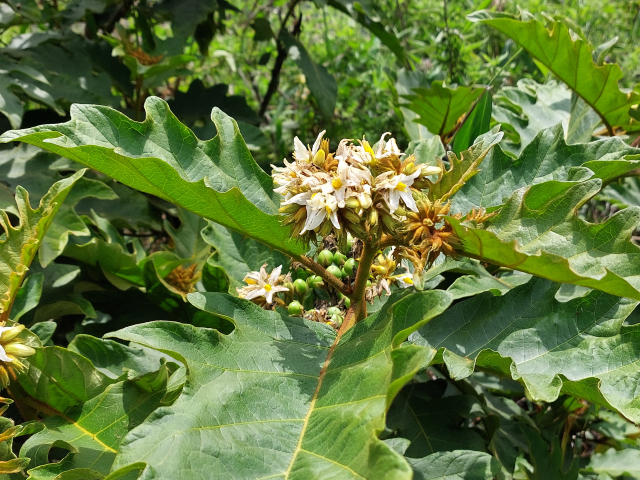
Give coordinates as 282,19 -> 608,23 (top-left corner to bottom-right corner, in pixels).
237,264 -> 289,305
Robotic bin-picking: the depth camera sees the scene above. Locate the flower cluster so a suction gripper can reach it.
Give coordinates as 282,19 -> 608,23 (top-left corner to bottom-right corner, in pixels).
273,131 -> 441,246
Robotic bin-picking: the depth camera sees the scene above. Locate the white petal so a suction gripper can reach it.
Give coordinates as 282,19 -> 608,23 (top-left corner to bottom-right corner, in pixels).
376,132 -> 391,157
388,190 -> 400,213
400,190 -> 418,212
0,345 -> 11,363
268,265 -> 283,285
283,191 -> 311,206
264,290 -> 275,304
301,208 -> 325,233
311,130 -> 326,155
294,137 -> 309,161
329,210 -> 341,229
245,288 -> 266,300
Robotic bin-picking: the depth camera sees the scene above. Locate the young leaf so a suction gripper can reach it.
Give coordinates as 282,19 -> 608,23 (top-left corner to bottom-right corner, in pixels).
427,127 -> 503,202
410,277 -> 640,422
0,170 -> 84,322
452,90 -> 492,156
450,178 -> 640,300
469,11 -> 640,134
401,81 -> 485,138
408,450 -> 501,480
0,98 -> 306,258
106,289 -> 453,479
451,123 -> 640,214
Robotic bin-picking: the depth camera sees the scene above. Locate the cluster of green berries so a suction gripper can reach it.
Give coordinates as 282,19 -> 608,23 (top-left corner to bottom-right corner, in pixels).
286,247 -> 358,328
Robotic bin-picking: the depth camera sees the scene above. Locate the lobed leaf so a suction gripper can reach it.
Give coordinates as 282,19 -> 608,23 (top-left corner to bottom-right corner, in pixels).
106,289 -> 453,479
0,97 -> 306,258
0,170 -> 84,322
469,11 -> 640,133
410,277 -> 640,422
451,123 -> 640,214
450,178 -> 640,300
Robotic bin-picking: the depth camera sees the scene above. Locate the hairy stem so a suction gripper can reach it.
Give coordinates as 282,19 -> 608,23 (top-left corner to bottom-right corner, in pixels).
350,241 -> 379,323
295,255 -> 350,297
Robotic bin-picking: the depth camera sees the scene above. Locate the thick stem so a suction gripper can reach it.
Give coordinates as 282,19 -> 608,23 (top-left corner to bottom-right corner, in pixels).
350,241 -> 379,323
295,255 -> 350,297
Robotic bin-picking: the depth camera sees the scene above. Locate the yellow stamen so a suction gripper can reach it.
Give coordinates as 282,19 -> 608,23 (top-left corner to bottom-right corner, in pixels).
396,182 -> 407,192
325,206 -> 332,214
403,277 -> 414,284
332,177 -> 342,189
264,284 -> 272,291
245,278 -> 257,285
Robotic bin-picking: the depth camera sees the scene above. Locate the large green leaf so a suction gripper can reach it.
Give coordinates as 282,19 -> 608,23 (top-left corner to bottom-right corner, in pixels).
0,97 -> 306,258
410,277 -> 640,422
0,170 -> 84,322
21,375 -> 167,478
452,90 -> 492,156
106,289 -> 452,479
451,123 -> 640,214
18,346 -> 117,413
401,81 -> 485,138
408,450 -> 500,480
451,177 -> 640,300
469,11 -> 640,133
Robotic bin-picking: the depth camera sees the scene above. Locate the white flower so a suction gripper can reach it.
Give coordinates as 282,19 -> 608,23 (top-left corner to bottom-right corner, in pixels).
392,273 -> 414,289
305,192 -> 340,232
237,264 -> 289,304
375,133 -> 403,160
374,170 -> 422,213
293,130 -> 326,163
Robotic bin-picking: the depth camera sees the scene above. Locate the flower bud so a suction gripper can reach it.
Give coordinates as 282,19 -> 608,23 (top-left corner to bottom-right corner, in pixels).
343,209 -> 361,225
0,325 -> 24,343
279,203 -> 301,214
359,194 -> 373,210
313,149 -> 326,167
369,209 -> 378,226
403,162 -> 417,175
345,197 -> 360,209
421,165 -> 442,176
394,207 -> 408,217
4,344 -> 35,357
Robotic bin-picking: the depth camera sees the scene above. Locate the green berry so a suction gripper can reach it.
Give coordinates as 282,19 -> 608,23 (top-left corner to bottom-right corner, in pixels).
318,250 -> 334,267
288,301 -> 303,316
366,280 -> 372,287
343,297 -> 351,308
307,275 -> 324,289
327,265 -> 343,279
334,252 -> 347,265
293,278 -> 308,296
331,314 -> 343,327
343,258 -> 357,277
327,306 -> 341,316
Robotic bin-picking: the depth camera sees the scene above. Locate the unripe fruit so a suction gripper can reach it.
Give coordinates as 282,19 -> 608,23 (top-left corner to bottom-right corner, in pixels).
327,306 -> 341,316
327,265 -> 343,279
307,275 -> 324,288
366,280 -> 372,287
331,314 -> 343,327
343,258 -> 356,277
318,249 -> 334,267
288,301 -> 303,316
293,279 -> 308,296
334,252 -> 347,265
343,297 -> 351,308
